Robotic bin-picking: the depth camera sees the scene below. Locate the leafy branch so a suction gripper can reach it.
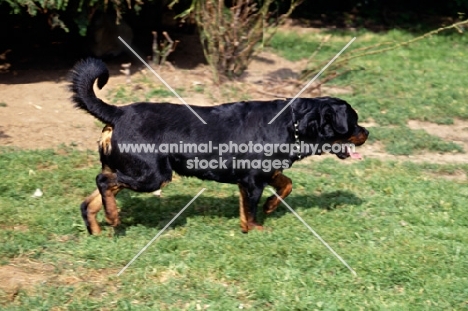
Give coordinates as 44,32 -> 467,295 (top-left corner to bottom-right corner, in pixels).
179,0 -> 303,83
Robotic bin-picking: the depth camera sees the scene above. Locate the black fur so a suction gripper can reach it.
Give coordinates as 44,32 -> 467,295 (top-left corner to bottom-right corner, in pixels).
69,58 -> 369,234
69,58 -> 122,124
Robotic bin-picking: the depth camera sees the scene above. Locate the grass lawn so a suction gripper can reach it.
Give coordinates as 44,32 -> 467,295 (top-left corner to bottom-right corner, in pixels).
1,147 -> 467,310
1,27 -> 468,310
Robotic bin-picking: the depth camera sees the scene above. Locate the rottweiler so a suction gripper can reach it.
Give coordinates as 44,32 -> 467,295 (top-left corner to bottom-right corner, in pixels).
69,58 -> 368,234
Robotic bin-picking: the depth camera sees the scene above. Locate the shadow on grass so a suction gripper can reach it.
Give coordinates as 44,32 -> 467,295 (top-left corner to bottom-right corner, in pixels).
112,190 -> 364,236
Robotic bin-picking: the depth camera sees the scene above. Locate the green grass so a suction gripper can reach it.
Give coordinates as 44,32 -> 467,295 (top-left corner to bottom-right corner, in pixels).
107,73 -> 185,105
1,147 -> 467,310
268,28 -> 468,155
193,85 -> 205,93
145,87 -> 182,101
109,86 -> 185,105
368,126 -> 464,155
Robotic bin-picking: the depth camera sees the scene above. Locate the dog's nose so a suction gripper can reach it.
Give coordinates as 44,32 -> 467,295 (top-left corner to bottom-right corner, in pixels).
363,128 -> 369,137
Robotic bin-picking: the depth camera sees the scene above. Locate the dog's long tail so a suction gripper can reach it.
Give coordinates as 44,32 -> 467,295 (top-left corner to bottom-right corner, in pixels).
69,58 -> 123,125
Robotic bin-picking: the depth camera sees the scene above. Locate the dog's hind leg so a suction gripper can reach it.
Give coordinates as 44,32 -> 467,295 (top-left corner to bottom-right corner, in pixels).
81,189 -> 103,234
238,183 -> 264,233
263,170 -> 292,214
96,170 -> 122,229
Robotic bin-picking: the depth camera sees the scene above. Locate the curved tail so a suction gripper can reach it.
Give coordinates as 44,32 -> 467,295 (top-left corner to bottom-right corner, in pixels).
69,58 -> 123,125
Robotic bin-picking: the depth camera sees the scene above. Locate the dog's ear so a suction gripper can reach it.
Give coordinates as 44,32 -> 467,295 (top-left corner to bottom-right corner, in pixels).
298,111 -> 320,135
322,104 -> 349,135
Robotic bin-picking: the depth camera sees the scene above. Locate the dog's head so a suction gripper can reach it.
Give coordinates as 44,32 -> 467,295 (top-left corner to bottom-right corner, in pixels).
298,97 -> 369,159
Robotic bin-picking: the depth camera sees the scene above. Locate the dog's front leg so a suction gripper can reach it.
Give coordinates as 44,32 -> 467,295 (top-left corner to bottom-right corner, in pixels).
238,183 -> 264,233
263,170 -> 292,214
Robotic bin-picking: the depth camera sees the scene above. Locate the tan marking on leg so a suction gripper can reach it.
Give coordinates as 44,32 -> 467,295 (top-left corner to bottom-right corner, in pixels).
103,185 -> 121,227
98,125 -> 113,155
102,165 -> 114,175
238,184 -> 264,233
263,171 -> 292,214
98,167 -> 122,228
80,189 -> 102,234
238,184 -> 249,233
82,189 -> 103,235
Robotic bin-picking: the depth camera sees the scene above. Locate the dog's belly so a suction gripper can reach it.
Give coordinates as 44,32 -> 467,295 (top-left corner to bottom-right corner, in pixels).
170,155 -> 280,185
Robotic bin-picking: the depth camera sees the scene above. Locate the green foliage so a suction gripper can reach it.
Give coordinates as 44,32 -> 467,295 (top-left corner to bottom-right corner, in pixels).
184,0 -> 302,83
3,0 -> 133,15
2,0 -> 141,33
5,0 -> 70,15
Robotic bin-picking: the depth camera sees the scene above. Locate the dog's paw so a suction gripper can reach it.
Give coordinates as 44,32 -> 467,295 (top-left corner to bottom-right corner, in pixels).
241,221 -> 264,233
263,196 -> 279,214
105,215 -> 120,227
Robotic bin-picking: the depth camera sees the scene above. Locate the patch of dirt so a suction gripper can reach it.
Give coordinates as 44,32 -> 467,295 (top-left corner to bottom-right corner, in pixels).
0,261 -> 52,293
0,31 -> 467,168
408,119 -> 468,150
0,258 -> 119,303
358,141 -> 468,165
0,80 -> 100,151
425,170 -> 467,181
0,225 -> 28,232
353,120 -> 468,165
0,48 -> 347,151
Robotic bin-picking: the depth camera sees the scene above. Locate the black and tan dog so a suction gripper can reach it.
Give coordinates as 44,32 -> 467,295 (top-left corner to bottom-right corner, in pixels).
69,58 -> 368,234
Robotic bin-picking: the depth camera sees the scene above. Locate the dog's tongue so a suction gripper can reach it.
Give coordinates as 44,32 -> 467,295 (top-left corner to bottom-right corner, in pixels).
349,152 -> 362,160
346,145 -> 362,160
